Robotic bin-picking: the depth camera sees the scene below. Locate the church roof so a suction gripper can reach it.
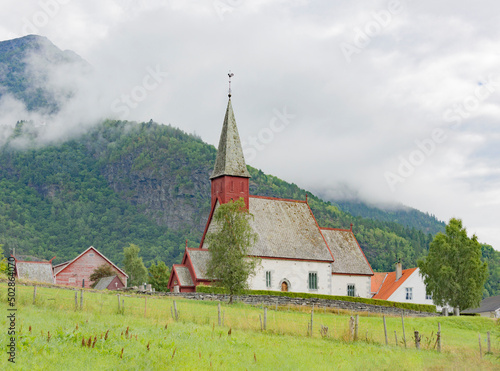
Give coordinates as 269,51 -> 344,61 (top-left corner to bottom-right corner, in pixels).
202,196 -> 334,261
321,228 -> 373,275
173,265 -> 194,286
210,98 -> 251,179
187,248 -> 210,280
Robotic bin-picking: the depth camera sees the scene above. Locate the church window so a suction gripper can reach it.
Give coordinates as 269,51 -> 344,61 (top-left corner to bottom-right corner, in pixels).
266,271 -> 272,288
308,272 -> 318,290
347,284 -> 355,297
406,287 -> 413,300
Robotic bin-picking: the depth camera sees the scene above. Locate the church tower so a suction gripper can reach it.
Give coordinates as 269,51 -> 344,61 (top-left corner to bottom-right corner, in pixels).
210,75 -> 250,208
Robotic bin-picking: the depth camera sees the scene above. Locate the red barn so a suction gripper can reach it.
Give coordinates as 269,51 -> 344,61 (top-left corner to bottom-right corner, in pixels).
53,246 -> 128,288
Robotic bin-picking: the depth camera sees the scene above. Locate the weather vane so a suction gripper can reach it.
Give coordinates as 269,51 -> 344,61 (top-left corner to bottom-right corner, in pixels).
228,70 -> 234,98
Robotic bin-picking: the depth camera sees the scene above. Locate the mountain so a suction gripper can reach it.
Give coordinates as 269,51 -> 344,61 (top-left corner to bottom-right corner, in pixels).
0,35 -> 498,297
0,35 -> 90,113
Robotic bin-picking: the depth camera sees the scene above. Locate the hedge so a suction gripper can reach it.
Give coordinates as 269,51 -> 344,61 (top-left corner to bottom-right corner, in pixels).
195,286 -> 437,313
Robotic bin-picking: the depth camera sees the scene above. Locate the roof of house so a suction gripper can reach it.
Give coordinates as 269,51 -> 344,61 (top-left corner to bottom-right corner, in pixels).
187,248 -> 210,280
54,246 -> 128,278
372,268 -> 418,300
462,295 -> 500,314
202,196 -> 334,262
16,261 -> 54,284
321,228 -> 373,275
173,265 -> 194,286
94,275 -> 118,290
210,98 -> 251,179
371,272 -> 388,294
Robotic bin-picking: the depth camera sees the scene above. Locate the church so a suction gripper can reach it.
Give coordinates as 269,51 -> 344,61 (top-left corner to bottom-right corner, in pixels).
168,88 -> 374,297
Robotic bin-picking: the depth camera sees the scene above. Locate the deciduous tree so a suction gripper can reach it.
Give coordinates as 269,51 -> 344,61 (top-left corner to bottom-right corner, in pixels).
123,244 -> 148,287
205,198 -> 258,304
418,218 -> 488,312
148,260 -> 170,292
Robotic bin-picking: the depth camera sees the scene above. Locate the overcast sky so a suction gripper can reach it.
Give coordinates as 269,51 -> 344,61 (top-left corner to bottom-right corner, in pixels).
0,0 -> 499,250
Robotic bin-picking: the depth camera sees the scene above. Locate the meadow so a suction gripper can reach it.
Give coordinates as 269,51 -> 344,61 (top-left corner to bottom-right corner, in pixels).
1,282 -> 499,370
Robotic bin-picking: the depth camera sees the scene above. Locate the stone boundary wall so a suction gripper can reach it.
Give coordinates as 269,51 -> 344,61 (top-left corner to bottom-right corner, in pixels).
0,278 -> 438,317
167,292 -> 439,317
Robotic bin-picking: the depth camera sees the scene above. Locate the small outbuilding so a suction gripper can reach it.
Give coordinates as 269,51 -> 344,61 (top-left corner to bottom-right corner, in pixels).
462,295 -> 500,318
15,260 -> 55,284
93,275 -> 125,291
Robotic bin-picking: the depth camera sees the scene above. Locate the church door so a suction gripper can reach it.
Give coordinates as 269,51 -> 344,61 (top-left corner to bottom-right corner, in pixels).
281,281 -> 288,292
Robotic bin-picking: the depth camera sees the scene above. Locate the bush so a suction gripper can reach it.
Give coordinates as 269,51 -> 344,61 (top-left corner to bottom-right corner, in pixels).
195,285 -> 436,313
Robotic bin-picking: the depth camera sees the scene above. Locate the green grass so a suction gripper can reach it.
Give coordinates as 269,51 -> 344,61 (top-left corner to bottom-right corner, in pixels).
1,282 -> 499,370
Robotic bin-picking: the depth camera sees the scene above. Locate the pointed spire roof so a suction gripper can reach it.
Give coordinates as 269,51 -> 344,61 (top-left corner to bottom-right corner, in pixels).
210,98 -> 251,179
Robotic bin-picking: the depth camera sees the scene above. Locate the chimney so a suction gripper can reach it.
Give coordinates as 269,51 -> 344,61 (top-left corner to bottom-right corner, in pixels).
395,260 -> 402,281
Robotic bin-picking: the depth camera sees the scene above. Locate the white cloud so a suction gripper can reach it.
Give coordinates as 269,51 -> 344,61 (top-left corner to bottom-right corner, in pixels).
0,0 -> 499,250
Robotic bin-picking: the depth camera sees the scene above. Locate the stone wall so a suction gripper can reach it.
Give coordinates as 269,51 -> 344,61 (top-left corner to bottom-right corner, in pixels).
167,292 -> 439,317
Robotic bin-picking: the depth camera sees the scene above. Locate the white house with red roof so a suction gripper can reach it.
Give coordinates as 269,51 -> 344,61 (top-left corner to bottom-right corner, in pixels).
53,246 -> 128,288
168,93 -> 374,296
371,262 -> 434,306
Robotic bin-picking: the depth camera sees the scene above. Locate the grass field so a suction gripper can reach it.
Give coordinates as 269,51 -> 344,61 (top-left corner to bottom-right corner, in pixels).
1,282 -> 499,370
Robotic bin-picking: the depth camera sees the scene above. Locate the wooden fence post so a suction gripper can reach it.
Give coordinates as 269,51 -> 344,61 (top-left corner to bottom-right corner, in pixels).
144,297 -> 147,318
383,316 -> 388,345
394,331 -> 398,345
264,307 -> 267,331
117,295 -> 121,312
478,334 -> 482,358
349,316 -> 355,341
33,286 -> 37,305
173,300 -> 178,321
487,331 -> 491,354
80,290 -> 83,310
414,331 -> 420,350
259,314 -> 263,331
355,314 -> 359,341
218,303 -> 221,326
310,305 -> 314,337
122,299 -> 124,313
437,323 -> 441,352
401,313 -> 406,348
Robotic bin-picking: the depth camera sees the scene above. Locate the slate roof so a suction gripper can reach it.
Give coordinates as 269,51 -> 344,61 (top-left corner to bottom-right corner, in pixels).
175,265 -> 194,286
16,261 -> 54,284
372,268 -> 418,300
321,228 -> 373,275
462,295 -> 500,314
94,276 -> 117,290
187,248 -> 210,280
203,196 -> 334,261
210,98 -> 251,179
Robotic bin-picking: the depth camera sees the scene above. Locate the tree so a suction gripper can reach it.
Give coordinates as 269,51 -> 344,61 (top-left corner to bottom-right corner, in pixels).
148,261 -> 170,292
0,244 -> 7,276
89,264 -> 116,288
418,218 -> 488,312
123,244 -> 148,287
205,198 -> 258,304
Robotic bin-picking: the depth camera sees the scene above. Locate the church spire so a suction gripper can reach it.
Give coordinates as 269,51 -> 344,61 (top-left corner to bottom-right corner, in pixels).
210,77 -> 250,180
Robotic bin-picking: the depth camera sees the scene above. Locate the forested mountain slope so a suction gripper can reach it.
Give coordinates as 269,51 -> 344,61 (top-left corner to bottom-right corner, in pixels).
1,119 -> 498,297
